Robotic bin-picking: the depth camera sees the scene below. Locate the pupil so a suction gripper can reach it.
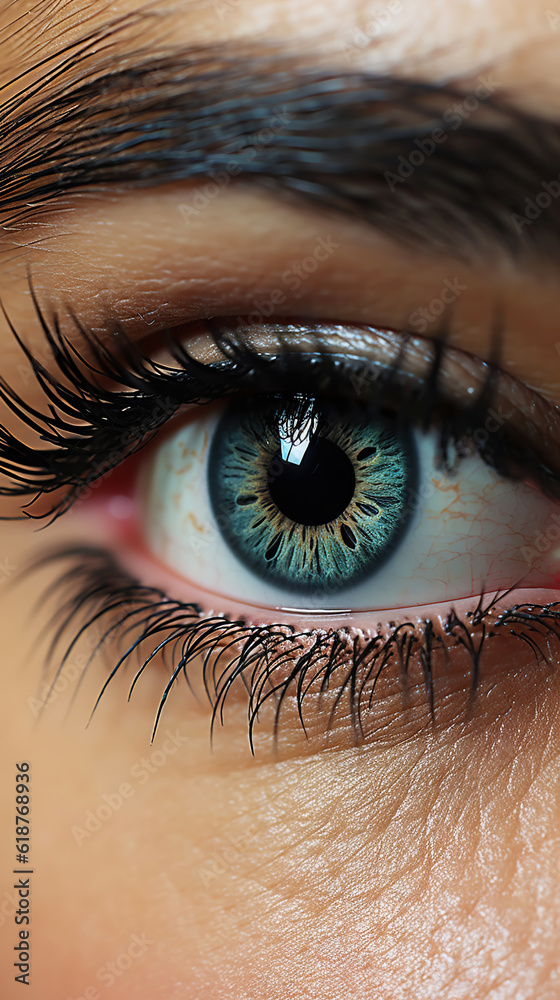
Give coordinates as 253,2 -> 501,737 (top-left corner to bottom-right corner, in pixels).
267,435 -> 356,526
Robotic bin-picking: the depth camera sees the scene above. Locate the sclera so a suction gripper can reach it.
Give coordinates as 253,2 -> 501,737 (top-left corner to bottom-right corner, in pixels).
138,403 -> 559,612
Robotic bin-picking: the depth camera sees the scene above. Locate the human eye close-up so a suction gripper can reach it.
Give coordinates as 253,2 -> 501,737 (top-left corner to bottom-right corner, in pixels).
1,2 -> 560,999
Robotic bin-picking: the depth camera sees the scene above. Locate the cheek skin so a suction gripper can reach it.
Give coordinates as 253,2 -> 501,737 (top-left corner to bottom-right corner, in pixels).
1,518 -> 560,1000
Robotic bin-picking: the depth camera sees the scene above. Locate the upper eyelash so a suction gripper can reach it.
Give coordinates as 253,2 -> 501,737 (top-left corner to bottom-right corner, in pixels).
1,293 -> 559,522
31,545 -> 560,749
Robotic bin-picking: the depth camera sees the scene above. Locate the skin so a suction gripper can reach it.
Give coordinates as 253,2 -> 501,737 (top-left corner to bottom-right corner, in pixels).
1,2 -> 560,998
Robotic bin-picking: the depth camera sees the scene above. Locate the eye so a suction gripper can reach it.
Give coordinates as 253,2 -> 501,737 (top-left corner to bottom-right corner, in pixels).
139,330 -> 557,613
3,309 -> 560,744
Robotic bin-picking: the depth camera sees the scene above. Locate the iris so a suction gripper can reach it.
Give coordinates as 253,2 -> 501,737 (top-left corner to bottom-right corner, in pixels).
208,395 -> 416,595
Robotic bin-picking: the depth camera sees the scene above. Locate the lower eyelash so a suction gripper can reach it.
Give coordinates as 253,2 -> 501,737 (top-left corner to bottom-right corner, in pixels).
26,545 -> 560,750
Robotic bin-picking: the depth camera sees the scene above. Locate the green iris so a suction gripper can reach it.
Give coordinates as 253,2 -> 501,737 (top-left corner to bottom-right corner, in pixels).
208,395 -> 416,596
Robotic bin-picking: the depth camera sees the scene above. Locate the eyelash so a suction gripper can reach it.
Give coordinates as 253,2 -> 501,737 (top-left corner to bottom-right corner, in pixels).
34,545 -> 560,748
2,293 -> 560,745
1,294 -> 559,522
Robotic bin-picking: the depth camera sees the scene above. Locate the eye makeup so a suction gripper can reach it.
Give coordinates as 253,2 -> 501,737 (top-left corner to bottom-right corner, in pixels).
2,304 -> 560,518
2,297 -> 560,749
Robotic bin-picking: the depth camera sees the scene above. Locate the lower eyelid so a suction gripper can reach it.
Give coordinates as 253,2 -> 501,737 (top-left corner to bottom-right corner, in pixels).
35,530 -> 560,754
74,498 -> 560,651
103,534 -> 560,643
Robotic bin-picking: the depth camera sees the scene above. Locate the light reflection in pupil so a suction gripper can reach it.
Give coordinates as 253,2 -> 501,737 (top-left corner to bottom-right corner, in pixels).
268,437 -> 356,526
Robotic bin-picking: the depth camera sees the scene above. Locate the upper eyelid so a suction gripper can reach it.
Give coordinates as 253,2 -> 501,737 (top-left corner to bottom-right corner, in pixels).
1,301 -> 560,525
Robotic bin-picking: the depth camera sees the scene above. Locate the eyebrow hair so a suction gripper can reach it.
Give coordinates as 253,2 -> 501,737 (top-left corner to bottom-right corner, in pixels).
2,31 -> 560,263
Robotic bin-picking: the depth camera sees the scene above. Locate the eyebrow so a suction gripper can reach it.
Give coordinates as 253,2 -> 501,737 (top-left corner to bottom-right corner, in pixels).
2,33 -> 560,263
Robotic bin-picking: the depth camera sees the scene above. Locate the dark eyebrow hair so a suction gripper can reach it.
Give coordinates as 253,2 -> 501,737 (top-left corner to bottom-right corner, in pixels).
2,32 -> 560,263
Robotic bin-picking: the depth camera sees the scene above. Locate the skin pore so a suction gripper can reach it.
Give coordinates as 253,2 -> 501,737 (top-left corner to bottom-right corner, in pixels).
1,2 -> 560,999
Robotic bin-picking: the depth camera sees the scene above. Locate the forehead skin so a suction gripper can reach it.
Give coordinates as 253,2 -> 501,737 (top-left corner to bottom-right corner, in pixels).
0,3 -> 560,1000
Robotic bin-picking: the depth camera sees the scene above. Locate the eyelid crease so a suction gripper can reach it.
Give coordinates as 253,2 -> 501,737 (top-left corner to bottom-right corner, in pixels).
172,316 -> 560,457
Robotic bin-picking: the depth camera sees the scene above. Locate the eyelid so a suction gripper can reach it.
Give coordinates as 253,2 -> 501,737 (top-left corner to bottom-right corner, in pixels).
1,292 -> 559,527
160,319 -> 560,506
173,316 -> 560,443
32,540 -> 560,751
